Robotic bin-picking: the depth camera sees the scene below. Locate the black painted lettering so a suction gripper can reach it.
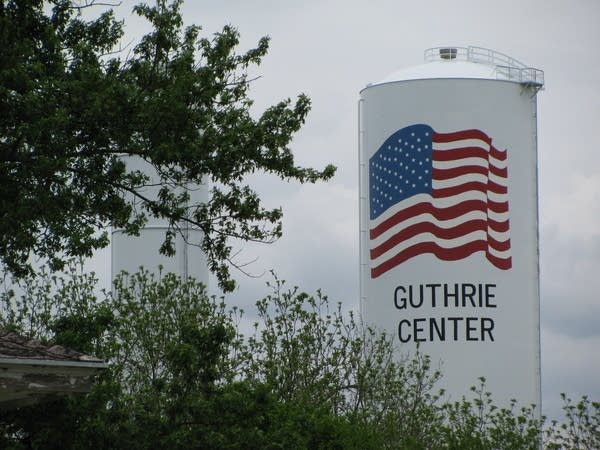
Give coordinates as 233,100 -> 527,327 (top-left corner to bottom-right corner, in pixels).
413,318 -> 426,342
398,319 -> 411,343
444,283 -> 459,307
462,284 -> 477,307
478,284 -> 484,307
394,286 -> 407,310
466,317 -> 478,341
481,318 -> 495,341
447,317 -> 463,341
485,284 -> 497,308
426,284 -> 441,307
410,285 -> 424,308
430,317 -> 445,341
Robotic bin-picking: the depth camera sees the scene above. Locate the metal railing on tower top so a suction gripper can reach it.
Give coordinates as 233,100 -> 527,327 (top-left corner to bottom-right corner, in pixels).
424,46 -> 545,89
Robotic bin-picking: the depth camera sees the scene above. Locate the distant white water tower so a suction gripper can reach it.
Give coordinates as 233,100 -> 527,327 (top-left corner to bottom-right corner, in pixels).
359,46 -> 544,407
111,156 -> 209,285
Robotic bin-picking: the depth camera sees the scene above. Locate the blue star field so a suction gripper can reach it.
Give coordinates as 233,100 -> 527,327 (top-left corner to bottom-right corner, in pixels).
369,124 -> 434,220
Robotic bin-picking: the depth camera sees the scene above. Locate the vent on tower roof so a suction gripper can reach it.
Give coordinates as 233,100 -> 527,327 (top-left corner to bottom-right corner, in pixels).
439,48 -> 457,60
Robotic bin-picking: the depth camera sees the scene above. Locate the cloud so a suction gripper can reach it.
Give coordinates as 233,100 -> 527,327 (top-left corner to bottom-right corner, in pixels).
541,326 -> 600,419
540,231 -> 600,339
542,175 -> 600,241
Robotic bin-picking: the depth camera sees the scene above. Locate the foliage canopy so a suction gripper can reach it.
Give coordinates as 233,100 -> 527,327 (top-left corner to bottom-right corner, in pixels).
0,0 -> 334,290
2,266 -> 597,449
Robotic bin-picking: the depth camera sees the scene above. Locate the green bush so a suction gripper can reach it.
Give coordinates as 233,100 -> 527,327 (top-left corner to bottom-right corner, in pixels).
1,265 -> 597,449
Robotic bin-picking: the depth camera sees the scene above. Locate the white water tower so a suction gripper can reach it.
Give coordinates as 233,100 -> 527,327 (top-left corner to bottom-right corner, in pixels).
359,46 -> 544,407
111,156 -> 209,285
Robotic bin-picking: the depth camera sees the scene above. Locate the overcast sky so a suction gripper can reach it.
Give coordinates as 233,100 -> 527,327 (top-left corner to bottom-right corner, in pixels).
89,0 -> 600,420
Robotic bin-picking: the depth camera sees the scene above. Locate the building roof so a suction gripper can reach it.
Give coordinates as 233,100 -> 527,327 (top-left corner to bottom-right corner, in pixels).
0,331 -> 104,363
0,330 -> 108,409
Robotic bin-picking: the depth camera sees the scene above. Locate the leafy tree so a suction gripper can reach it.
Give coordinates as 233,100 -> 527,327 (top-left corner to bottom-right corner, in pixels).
1,265 -> 598,449
0,266 -> 354,448
545,394 -> 600,450
0,0 -> 334,290
439,379 -> 542,450
240,278 -> 445,449
0,265 -> 438,448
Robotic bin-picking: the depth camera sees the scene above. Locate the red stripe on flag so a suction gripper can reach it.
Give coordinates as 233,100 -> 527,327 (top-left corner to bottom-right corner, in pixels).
489,165 -> 507,177
432,165 -> 488,180
432,147 -> 488,161
485,252 -> 512,270
488,218 -> 510,233
487,235 -> 511,252
432,182 -> 488,199
433,129 -> 492,144
369,200 -> 488,240
490,146 -> 507,161
487,180 -> 508,194
488,200 -> 508,214
370,219 -> 488,259
371,240 -> 489,278
371,240 -> 512,278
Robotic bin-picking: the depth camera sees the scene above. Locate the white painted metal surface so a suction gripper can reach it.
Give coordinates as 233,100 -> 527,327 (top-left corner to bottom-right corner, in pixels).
111,156 -> 209,286
359,47 -> 543,408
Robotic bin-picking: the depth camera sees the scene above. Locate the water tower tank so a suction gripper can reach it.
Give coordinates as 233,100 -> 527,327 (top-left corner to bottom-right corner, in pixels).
111,156 -> 209,286
359,46 -> 544,407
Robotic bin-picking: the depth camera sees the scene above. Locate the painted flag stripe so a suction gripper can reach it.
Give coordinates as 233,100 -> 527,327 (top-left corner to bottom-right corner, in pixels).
371,240 -> 512,278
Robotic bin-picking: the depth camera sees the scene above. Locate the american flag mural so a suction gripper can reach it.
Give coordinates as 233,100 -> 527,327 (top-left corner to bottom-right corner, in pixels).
369,124 -> 511,278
